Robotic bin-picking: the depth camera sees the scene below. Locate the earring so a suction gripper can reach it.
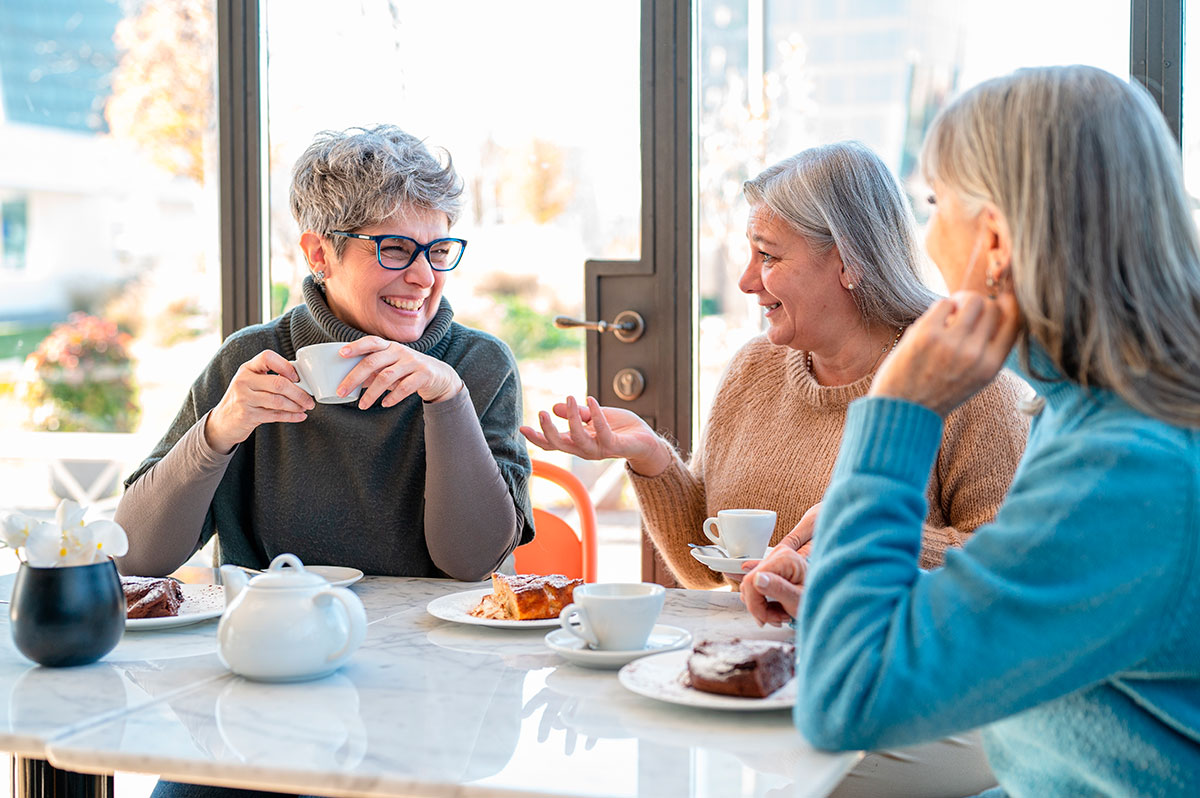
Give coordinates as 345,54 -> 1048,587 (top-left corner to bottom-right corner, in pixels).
846,282 -> 855,291
985,275 -> 997,290
313,270 -> 326,288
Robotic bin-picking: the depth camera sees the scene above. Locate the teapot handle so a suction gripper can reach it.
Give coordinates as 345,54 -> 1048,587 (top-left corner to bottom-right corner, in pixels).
318,587 -> 367,663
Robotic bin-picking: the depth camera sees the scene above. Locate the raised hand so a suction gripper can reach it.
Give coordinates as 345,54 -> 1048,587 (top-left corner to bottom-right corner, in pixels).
871,290 -> 1021,417
519,395 -> 671,477
337,336 -> 464,409
205,350 -> 316,454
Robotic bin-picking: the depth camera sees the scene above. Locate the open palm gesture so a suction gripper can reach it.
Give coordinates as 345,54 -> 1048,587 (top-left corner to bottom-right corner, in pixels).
520,395 -> 671,477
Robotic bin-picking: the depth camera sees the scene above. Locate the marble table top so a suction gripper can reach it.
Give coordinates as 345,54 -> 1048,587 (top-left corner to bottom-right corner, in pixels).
3,574 -> 858,798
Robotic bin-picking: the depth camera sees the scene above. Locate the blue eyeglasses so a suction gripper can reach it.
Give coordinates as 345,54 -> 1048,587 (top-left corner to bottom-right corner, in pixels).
328,231 -> 467,271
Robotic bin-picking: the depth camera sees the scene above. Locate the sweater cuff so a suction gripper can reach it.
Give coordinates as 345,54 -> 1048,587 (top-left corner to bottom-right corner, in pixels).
832,397 -> 943,487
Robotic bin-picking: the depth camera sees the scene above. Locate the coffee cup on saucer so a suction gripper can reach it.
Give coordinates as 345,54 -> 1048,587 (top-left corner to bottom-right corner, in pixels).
558,583 -> 665,651
702,509 -> 776,559
289,342 -> 365,405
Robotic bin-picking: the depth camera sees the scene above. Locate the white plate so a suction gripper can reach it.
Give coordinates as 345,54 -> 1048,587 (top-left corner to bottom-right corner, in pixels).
618,648 -> 796,711
425,588 -> 562,629
689,545 -> 774,575
126,584 -> 225,631
304,565 -> 364,588
545,624 -> 693,669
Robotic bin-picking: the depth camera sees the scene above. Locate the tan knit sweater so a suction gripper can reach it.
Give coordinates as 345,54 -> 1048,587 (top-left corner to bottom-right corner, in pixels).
629,335 -> 1030,589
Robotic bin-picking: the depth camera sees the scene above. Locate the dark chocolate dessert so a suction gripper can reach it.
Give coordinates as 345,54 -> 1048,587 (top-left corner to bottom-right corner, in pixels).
686,638 -> 795,698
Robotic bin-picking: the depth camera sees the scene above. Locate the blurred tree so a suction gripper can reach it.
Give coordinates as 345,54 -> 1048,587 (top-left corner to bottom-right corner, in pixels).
104,0 -> 214,183
511,138 -> 574,225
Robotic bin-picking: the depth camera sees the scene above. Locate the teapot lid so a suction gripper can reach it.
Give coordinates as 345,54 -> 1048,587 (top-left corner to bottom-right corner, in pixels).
249,553 -> 327,589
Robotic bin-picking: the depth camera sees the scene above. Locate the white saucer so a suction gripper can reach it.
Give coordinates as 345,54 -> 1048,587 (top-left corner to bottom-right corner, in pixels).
689,546 -> 774,575
545,624 -> 693,669
304,565 -> 364,588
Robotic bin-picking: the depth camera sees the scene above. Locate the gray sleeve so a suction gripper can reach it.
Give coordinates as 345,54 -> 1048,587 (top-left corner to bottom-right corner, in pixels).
422,387 -> 522,581
114,410 -> 235,576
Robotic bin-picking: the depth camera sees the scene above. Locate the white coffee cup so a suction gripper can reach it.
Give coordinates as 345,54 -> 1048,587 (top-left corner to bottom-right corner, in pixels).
558,582 -> 665,651
702,508 -> 776,558
289,343 -> 365,405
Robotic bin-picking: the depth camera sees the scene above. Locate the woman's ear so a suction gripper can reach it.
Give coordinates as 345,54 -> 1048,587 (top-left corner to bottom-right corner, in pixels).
299,231 -> 333,279
982,207 -> 1014,294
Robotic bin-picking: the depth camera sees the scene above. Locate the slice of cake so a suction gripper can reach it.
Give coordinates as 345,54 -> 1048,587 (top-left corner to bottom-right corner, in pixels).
686,638 -> 796,698
469,573 -> 582,620
122,576 -> 184,619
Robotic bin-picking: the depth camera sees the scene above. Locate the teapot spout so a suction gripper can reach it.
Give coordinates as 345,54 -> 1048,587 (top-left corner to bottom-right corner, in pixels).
219,565 -> 248,606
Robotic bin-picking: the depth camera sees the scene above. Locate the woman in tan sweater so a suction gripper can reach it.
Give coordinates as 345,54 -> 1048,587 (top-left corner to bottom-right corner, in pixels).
522,141 -> 1028,591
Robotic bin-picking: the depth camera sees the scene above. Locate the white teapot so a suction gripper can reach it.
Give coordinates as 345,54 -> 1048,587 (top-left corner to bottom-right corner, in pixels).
218,553 -> 367,682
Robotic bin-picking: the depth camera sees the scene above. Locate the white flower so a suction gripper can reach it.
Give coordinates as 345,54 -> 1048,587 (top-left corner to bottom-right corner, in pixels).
0,500 -> 127,567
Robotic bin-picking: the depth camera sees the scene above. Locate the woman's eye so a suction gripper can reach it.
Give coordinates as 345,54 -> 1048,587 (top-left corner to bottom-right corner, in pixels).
759,251 -> 776,264
926,194 -> 937,206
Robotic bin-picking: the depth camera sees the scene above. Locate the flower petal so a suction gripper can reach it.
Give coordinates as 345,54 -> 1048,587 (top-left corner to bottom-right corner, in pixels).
55,499 -> 87,532
26,525 -> 66,568
86,520 -> 128,560
1,512 -> 37,550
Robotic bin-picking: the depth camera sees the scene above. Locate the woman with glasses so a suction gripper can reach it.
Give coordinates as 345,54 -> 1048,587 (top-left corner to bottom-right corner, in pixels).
116,125 -> 533,583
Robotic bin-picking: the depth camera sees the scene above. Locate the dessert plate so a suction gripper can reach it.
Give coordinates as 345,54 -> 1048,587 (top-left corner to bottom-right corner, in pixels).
689,545 -> 774,575
426,588 -> 561,629
126,584 -> 225,631
618,649 -> 796,711
545,624 -> 692,669
305,565 -> 365,588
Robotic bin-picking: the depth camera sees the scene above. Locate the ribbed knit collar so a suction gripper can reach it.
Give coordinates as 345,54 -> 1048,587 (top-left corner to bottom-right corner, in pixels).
1005,340 -> 1080,411
783,346 -> 873,409
289,275 -> 454,354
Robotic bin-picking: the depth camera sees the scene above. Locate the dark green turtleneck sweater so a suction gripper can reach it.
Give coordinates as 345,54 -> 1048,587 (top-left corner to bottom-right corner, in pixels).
115,278 -> 533,579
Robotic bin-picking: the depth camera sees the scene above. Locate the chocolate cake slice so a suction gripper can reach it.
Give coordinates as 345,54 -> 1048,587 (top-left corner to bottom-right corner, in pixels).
686,638 -> 796,698
122,576 -> 184,619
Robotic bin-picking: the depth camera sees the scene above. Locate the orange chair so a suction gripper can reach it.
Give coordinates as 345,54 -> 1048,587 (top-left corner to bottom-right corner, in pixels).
513,460 -> 598,582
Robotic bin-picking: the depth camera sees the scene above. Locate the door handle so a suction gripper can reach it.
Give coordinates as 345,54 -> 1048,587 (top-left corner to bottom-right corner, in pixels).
554,310 -> 645,343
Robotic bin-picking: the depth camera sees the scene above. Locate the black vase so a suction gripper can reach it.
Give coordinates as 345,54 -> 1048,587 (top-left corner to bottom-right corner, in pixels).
10,559 -> 124,667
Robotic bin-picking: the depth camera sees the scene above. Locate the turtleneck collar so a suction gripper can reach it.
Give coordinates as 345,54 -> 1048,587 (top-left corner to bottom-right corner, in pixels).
1004,339 -> 1077,410
291,275 -> 455,355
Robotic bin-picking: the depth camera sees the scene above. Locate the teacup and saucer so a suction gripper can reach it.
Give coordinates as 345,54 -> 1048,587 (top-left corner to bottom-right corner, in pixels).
545,583 -> 691,669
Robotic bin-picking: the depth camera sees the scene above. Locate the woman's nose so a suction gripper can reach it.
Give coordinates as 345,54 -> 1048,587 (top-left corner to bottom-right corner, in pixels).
405,255 -> 435,287
738,259 -> 761,294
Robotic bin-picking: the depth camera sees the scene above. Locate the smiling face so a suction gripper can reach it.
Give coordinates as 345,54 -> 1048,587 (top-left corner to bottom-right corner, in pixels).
310,205 -> 451,343
737,203 -> 857,352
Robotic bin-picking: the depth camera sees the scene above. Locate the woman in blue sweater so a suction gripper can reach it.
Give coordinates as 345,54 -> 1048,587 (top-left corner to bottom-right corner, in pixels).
744,66 -> 1200,795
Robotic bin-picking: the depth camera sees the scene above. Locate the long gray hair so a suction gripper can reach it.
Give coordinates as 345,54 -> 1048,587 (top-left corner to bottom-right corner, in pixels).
289,124 -> 463,258
922,65 -> 1200,427
743,141 -> 938,328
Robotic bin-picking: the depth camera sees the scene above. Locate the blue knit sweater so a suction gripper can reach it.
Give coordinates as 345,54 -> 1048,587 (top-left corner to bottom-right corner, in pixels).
798,347 -> 1200,797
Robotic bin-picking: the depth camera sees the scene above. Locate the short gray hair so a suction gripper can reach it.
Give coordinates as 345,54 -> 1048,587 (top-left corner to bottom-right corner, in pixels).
922,65 -> 1200,427
289,125 -> 463,258
743,142 -> 938,328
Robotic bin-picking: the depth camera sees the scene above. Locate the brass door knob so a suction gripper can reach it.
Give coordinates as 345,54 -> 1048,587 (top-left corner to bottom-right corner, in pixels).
613,367 -> 646,401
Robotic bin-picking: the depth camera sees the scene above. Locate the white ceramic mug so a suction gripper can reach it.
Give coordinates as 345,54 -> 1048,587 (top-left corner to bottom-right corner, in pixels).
702,508 -> 776,558
290,343 -> 365,405
558,583 -> 665,651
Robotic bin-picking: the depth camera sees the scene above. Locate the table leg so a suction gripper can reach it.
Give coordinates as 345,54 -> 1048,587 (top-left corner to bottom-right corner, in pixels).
12,755 -> 113,798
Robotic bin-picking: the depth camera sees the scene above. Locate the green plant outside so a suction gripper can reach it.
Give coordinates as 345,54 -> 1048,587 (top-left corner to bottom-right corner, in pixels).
495,295 -> 582,360
0,324 -> 53,361
23,314 -> 140,433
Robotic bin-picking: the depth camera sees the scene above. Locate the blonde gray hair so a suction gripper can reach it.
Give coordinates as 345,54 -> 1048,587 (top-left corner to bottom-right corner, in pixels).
289,125 -> 463,258
922,65 -> 1200,427
743,142 -> 938,328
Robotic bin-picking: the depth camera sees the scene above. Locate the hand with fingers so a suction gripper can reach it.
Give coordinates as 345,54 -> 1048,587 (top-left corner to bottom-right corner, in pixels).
732,503 -> 819,585
871,290 -> 1021,416
519,395 -> 673,477
205,349 -> 317,454
739,548 -> 808,627
337,336 -> 464,410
